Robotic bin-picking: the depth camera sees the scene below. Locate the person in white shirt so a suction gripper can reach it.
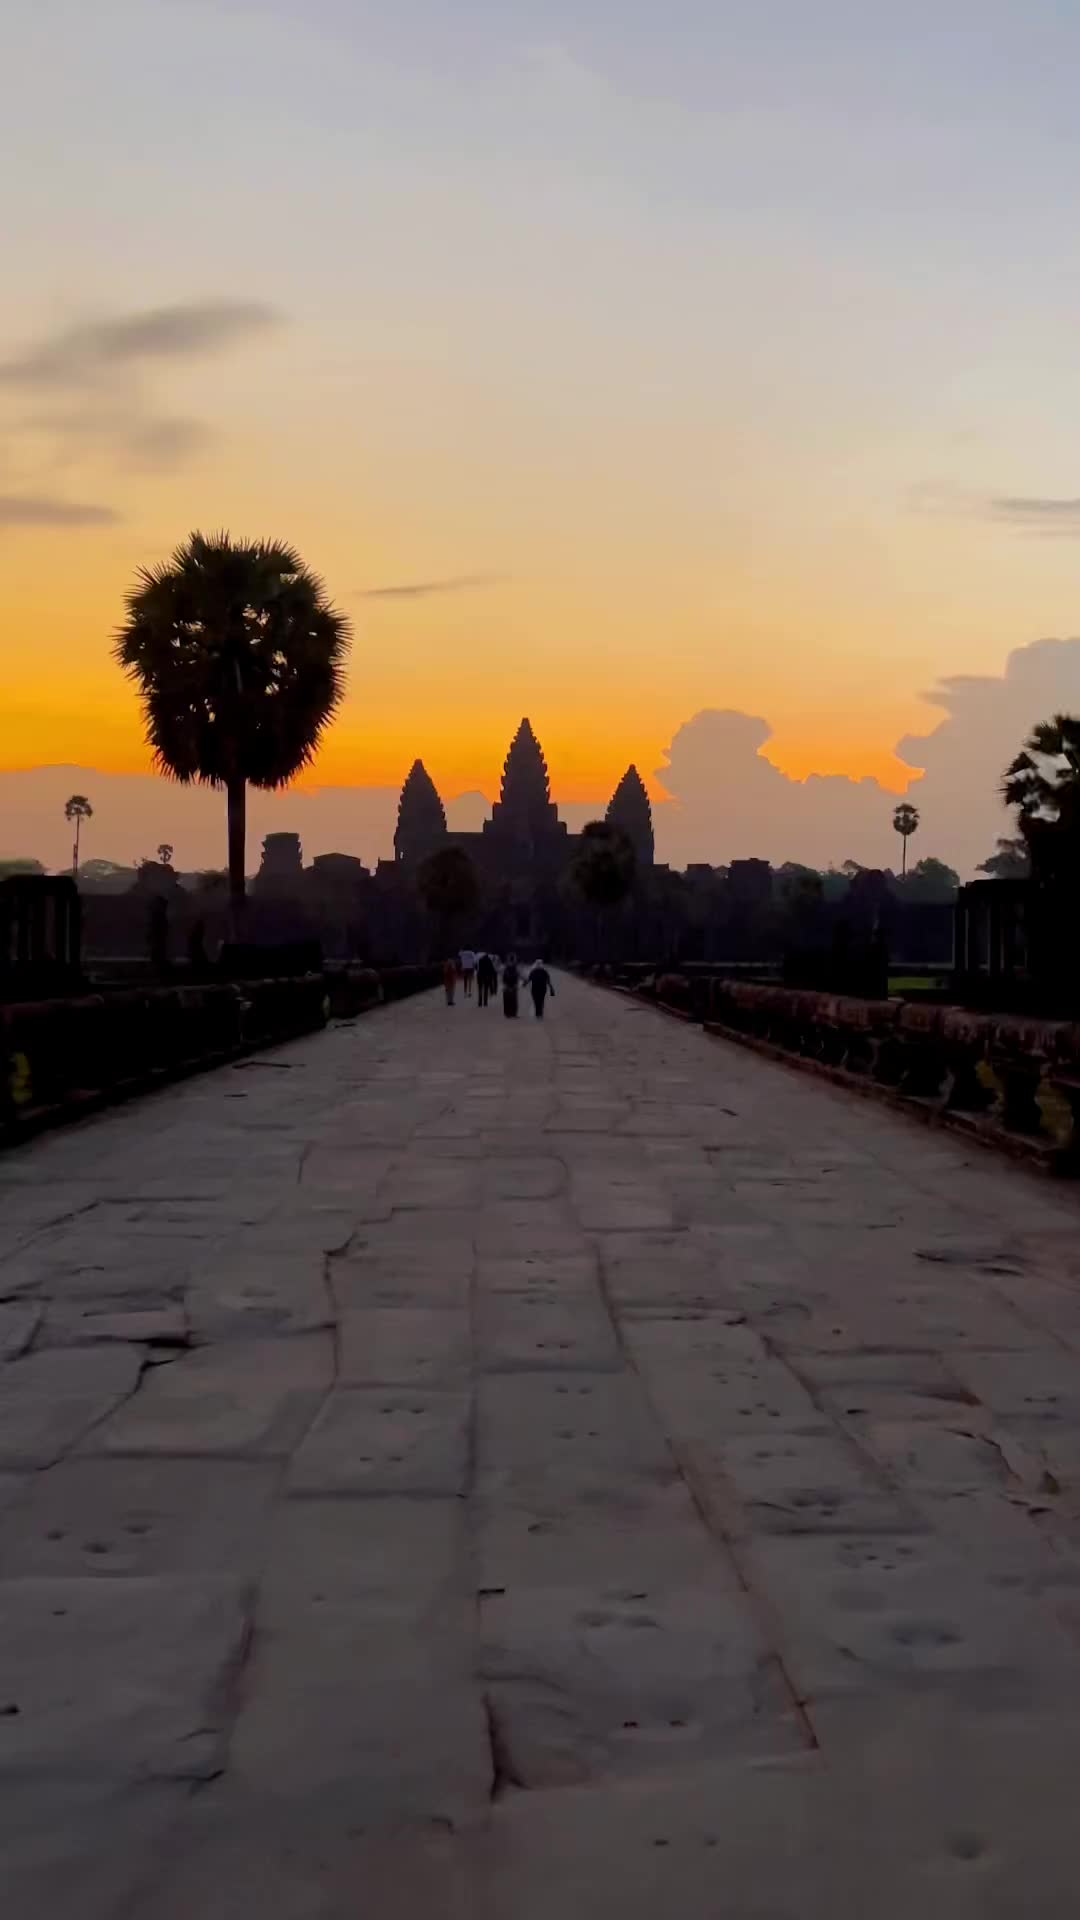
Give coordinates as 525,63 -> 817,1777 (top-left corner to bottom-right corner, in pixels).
458,948 -> 477,998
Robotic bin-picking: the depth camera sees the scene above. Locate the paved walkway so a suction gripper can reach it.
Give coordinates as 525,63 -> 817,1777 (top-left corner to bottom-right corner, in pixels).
7,976 -> 1080,1913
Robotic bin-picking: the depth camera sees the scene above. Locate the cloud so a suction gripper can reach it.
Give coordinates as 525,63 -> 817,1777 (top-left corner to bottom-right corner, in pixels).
653,711 -> 896,871
0,493 -> 119,527
646,637 -> 1080,876
0,300 -> 281,388
910,484 -> 1080,538
355,573 -> 502,601
986,496 -> 1080,536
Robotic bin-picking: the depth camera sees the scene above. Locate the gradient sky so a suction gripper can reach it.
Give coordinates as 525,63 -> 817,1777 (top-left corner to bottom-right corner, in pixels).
5,0 -> 1080,841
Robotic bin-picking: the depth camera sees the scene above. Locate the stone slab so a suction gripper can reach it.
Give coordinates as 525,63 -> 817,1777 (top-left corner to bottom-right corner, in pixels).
0,1574 -> 251,1782
288,1388 -> 470,1496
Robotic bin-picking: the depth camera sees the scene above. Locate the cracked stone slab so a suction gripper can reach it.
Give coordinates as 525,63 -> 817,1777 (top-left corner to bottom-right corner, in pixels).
84,1336 -> 331,1459
0,1574 -> 251,1783
288,1388 -> 470,1496
691,1426 -> 921,1537
185,1251 -> 333,1340
0,1303 -> 41,1359
40,1302 -> 188,1348
480,1581 -> 800,1787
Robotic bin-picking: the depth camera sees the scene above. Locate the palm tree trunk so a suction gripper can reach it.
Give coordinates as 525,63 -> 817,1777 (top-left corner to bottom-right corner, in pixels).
72,817 -> 80,876
226,776 -> 247,934
901,836 -> 907,878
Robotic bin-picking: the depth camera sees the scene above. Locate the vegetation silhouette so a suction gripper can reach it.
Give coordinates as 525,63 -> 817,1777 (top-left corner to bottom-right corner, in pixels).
417,845 -> 480,946
892,801 -> 919,877
114,530 -> 349,923
569,819 -> 637,958
64,793 -> 93,875
1003,714 -> 1080,880
979,836 -> 1029,879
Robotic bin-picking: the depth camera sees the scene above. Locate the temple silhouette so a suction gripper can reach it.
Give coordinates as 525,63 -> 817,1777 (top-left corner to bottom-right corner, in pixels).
391,718 -> 653,948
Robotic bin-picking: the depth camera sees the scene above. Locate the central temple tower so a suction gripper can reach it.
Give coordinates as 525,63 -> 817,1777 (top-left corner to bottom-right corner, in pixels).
483,719 -> 566,851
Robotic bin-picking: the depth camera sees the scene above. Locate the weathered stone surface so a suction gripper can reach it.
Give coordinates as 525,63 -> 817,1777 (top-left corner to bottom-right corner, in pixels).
0,1575 -> 250,1782
336,1306 -> 470,1387
480,1580 -> 799,1786
84,1337 -> 329,1458
0,1458 -> 278,1578
4,974 -> 1080,1909
288,1388 -> 469,1496
476,1292 -> 621,1373
0,1302 -> 41,1358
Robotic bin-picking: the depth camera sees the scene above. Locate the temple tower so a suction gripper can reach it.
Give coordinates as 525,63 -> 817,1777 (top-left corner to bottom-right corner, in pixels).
485,719 -> 563,845
606,764 -> 654,869
394,760 -> 447,866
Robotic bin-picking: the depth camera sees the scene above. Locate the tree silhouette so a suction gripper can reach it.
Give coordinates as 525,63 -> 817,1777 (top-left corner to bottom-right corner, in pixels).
978,836 -> 1030,880
157,842 -> 174,868
114,531 -> 349,920
417,846 -> 480,946
892,802 -> 920,877
569,819 -> 637,958
64,794 -> 93,875
1003,716 -> 1080,879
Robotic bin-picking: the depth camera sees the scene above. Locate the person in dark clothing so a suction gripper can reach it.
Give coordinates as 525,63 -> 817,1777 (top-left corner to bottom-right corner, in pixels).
502,953 -> 521,1018
527,959 -> 555,1019
476,952 -> 497,1008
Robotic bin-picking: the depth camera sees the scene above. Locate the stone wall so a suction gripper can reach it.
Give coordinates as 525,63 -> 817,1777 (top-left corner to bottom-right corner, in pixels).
585,965 -> 1080,1173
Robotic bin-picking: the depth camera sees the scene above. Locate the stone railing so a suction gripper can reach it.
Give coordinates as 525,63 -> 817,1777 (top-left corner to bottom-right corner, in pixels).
2,964 -> 441,1144
595,969 -> 1080,1171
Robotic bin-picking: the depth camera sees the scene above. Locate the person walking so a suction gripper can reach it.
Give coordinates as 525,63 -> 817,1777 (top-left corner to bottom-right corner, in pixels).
526,958 -> 555,1019
443,955 -> 458,1006
476,951 -> 497,1008
502,952 -> 521,1019
459,947 -> 477,998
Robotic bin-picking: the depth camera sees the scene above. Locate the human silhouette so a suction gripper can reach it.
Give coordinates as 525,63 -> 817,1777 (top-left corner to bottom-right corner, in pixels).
527,959 -> 555,1019
443,955 -> 458,1006
502,952 -> 521,1018
476,951 -> 497,1008
459,946 -> 477,997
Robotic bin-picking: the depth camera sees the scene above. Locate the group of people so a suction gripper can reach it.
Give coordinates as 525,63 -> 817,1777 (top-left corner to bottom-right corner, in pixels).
443,948 -> 555,1019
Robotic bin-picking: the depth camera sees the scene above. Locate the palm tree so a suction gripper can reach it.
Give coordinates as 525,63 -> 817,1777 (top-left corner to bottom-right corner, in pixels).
64,794 -> 93,875
114,531 -> 349,922
1003,714 -> 1080,880
157,842 -> 174,868
892,801 -> 920,877
569,819 -> 637,959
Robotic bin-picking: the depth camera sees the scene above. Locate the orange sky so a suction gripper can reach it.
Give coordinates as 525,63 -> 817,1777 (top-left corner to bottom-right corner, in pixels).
8,0 -> 1080,831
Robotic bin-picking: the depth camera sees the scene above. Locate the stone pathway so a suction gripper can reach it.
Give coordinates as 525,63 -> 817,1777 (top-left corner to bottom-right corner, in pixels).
7,974 -> 1080,1913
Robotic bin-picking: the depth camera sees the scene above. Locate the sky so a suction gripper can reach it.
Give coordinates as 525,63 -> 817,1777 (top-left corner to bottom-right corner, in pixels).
5,0 -> 1080,872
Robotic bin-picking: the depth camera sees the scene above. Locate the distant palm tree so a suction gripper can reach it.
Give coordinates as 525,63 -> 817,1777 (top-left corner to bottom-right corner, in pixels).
157,842 -> 174,868
892,801 -> 920,877
64,794 -> 93,875
114,531 -> 349,922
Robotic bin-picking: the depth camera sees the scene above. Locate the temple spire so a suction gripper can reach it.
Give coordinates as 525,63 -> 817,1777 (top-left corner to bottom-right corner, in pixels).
487,718 -> 561,838
606,764 -> 654,868
394,759 -> 447,865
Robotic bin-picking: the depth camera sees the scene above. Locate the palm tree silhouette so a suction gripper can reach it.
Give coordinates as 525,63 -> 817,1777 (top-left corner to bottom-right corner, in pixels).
115,531 -> 349,924
892,802 -> 920,878
64,794 -> 93,875
157,842 -> 174,869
